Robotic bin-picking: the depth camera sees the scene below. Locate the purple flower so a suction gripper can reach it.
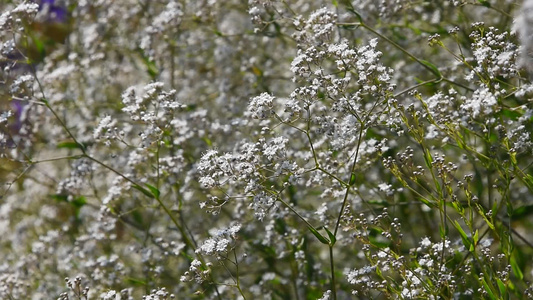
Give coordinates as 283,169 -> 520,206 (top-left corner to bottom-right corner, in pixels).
9,100 -> 25,134
35,0 -> 68,23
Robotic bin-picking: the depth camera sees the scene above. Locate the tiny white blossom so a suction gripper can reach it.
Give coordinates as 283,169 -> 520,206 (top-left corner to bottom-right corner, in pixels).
247,92 -> 275,119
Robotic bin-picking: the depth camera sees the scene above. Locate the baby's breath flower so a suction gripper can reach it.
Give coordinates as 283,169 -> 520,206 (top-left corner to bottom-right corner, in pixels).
247,92 -> 275,119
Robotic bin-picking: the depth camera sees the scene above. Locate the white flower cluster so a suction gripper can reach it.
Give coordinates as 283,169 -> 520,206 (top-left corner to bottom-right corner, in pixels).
196,223 -> 241,256
459,87 -> 498,119
56,159 -> 94,200
247,92 -> 275,119
1,0 -> 532,298
0,110 -> 12,124
93,115 -> 120,146
0,2 -> 39,31
305,8 -> 338,42
181,223 -> 242,283
9,74 -> 34,95
468,25 -> 518,80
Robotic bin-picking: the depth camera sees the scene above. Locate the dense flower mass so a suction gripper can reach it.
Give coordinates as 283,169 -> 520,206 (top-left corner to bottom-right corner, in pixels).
1,0 -> 533,299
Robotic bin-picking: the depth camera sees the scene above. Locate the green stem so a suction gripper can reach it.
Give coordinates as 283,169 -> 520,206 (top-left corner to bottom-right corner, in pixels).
277,197 -> 323,237
352,22 -> 441,78
329,245 -> 337,300
233,250 -> 247,300
338,22 -> 475,93
334,124 -> 364,236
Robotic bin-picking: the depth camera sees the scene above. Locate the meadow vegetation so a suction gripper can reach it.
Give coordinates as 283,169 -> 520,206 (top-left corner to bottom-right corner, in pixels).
1,0 -> 533,299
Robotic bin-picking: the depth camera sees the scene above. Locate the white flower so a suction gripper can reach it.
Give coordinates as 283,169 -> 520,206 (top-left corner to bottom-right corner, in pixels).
93,115 -> 116,141
247,92 -> 275,119
420,237 -> 432,248
101,290 -> 120,300
0,111 -> 13,124
318,290 -> 331,300
460,87 -> 498,118
197,238 -> 217,255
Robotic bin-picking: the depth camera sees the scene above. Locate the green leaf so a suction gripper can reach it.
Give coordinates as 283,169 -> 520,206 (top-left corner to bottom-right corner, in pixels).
71,196 -> 87,208
476,203 -> 495,230
126,277 -> 147,286
523,174 -> 533,191
137,48 -> 159,79
452,220 -> 471,250
500,108 -> 522,120
509,151 -> 517,166
367,199 -> 389,206
349,173 -> 356,185
251,65 -> 263,77
511,204 -> 533,220
423,148 -> 433,169
132,210 -> 144,226
477,0 -> 491,8
51,194 -> 86,217
369,238 -> 391,249
50,194 -> 69,202
496,278 -> 507,297
439,224 -> 449,238
506,200 -> 514,217
57,141 -> 85,150
481,278 -> 497,300
510,253 -> 524,280
324,227 -> 336,246
473,229 -> 479,246
30,35 -> 46,60
368,228 -> 391,248
132,184 -> 155,199
331,0 -> 338,7
451,200 -> 464,215
406,23 -> 422,36
145,183 -> 160,198
414,77 -> 438,86
419,59 -> 442,78
508,281 -> 516,295
308,226 -> 330,244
